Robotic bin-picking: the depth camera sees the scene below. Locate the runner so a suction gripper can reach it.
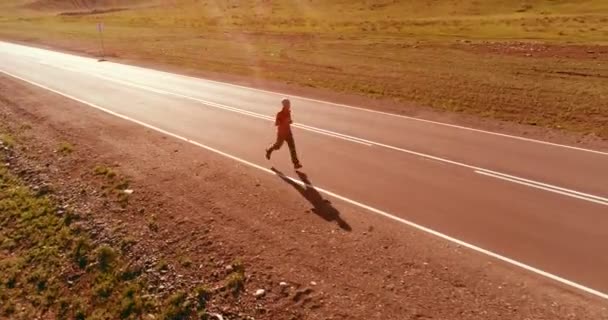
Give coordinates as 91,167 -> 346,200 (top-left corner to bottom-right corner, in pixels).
265,98 -> 302,170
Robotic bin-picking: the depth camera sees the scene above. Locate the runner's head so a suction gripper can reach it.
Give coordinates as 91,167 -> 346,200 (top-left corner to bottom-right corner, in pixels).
281,98 -> 291,111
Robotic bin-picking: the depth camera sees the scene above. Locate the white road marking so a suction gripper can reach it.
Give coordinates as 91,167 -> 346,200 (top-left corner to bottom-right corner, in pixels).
476,171 -> 608,206
477,170 -> 608,203
2,40 -> 607,156
1,68 -> 607,301
54,64 -> 373,146
22,62 -> 608,206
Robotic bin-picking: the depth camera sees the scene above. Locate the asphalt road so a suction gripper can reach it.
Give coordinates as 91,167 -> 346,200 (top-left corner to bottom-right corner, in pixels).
0,41 -> 607,299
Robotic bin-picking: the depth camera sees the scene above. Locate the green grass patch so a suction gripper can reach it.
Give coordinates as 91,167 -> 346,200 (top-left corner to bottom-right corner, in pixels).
156,259 -> 169,272
225,259 -> 246,294
57,142 -> 74,155
119,236 -> 137,253
97,245 -> 117,272
94,164 -> 133,208
93,273 -> 116,300
72,237 -> 91,269
194,285 -> 212,310
0,133 -> 15,147
119,284 -> 144,319
0,154 -> 215,318
93,165 -> 116,179
161,291 -> 193,320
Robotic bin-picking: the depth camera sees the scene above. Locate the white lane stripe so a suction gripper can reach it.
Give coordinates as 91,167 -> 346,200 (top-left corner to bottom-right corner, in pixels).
476,171 -> 608,206
477,170 -> 608,203
2,68 -> 607,302
100,56 -> 608,157
91,53 -> 608,157
54,64 -> 373,147
36,63 -> 608,206
96,60 -> 608,157
2,40 -> 607,156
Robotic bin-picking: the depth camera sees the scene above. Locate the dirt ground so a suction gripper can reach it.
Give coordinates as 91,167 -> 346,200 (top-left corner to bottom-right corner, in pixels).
1,73 -> 607,319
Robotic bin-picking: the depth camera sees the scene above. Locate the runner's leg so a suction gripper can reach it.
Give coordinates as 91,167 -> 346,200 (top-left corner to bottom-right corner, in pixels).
266,134 -> 285,159
286,133 -> 301,166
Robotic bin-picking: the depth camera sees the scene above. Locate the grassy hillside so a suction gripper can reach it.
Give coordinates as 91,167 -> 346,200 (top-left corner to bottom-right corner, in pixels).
12,0 -> 155,10
0,140 -> 213,319
0,0 -> 607,138
7,0 -> 606,42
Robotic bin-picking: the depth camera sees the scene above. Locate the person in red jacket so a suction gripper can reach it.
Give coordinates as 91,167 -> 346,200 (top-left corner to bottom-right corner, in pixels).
266,98 -> 303,169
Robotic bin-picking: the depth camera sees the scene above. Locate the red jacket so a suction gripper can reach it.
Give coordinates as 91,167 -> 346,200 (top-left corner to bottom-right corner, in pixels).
275,109 -> 293,136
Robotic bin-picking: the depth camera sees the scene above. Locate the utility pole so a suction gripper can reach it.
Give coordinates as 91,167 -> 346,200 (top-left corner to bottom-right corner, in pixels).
97,21 -> 106,61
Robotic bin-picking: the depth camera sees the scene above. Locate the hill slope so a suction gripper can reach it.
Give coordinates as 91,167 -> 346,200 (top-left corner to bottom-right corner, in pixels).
21,0 -> 156,11
0,0 -> 607,139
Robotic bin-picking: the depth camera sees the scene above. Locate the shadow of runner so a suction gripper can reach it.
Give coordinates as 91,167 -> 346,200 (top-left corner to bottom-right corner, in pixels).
271,168 -> 352,231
